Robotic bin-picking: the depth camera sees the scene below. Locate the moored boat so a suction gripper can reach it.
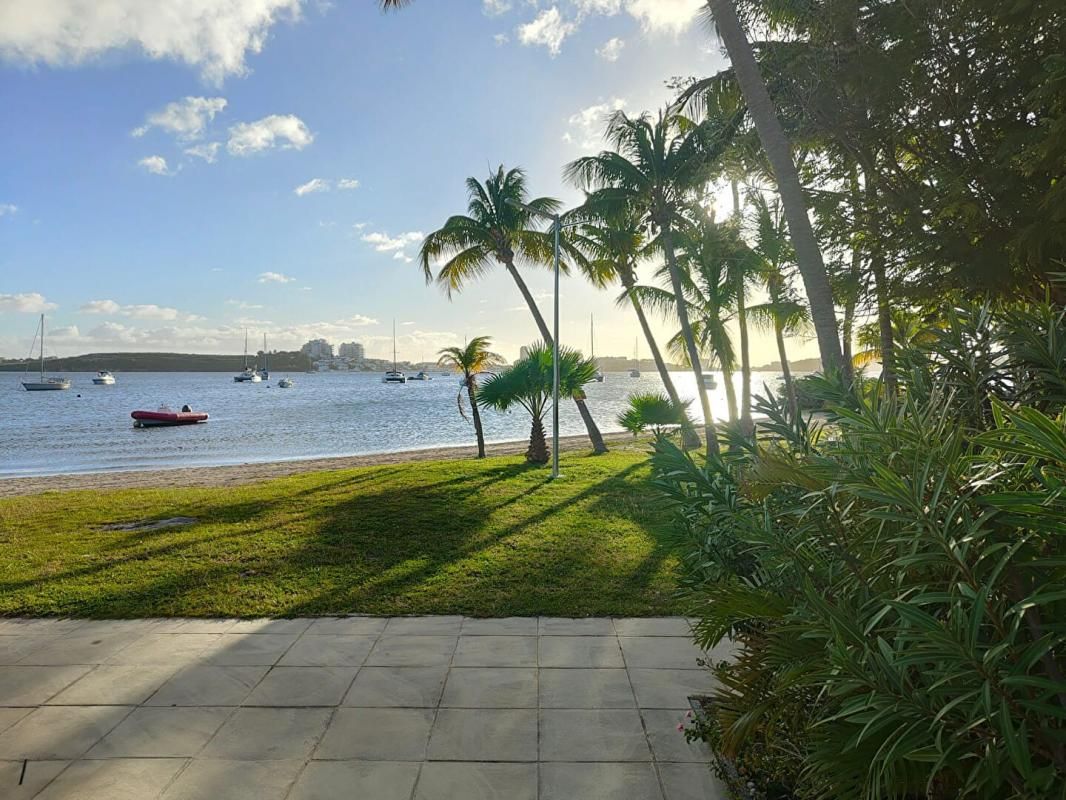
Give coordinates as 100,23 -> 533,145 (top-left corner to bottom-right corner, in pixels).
92,370 -> 116,385
132,408 -> 209,427
278,377 -> 295,388
382,320 -> 407,384
22,314 -> 71,391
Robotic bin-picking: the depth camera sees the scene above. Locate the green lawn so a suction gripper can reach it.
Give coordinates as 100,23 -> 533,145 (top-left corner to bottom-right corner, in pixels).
0,450 -> 684,618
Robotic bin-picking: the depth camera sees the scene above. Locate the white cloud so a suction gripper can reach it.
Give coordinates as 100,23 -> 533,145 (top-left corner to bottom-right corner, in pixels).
336,178 -> 360,190
80,299 -> 121,314
257,271 -> 295,283
574,0 -> 623,17
0,0 -> 303,84
137,155 -> 172,175
0,204 -> 17,217
352,222 -> 368,230
493,33 -> 510,46
226,299 -> 264,309
0,292 -> 57,313
516,7 -> 576,56
564,97 -> 626,149
184,142 -> 221,162
596,36 -> 624,61
132,96 -> 227,141
625,0 -> 702,34
294,178 -> 330,196
483,0 -> 512,15
227,114 -> 313,155
361,230 -> 424,263
79,299 -> 197,321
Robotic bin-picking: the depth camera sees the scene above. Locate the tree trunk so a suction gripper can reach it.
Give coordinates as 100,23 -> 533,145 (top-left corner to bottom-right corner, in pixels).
467,378 -> 486,458
863,180 -> 896,393
503,259 -> 608,453
661,228 -> 719,455
732,179 -> 753,434
527,415 -> 549,464
721,363 -> 738,422
622,273 -> 702,449
776,322 -> 798,419
706,0 -> 842,372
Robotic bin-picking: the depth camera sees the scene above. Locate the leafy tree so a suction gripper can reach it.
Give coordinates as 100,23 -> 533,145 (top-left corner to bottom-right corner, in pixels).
437,336 -> 505,458
617,392 -> 692,441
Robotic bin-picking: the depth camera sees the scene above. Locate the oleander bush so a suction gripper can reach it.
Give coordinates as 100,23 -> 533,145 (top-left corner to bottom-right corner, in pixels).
655,300 -> 1066,799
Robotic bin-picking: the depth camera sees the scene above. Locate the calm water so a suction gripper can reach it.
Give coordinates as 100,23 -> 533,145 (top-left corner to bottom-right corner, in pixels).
0,370 -> 781,477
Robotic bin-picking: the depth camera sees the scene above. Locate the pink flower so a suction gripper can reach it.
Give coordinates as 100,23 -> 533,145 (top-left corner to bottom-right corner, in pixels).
676,723 -> 685,732
685,710 -> 693,719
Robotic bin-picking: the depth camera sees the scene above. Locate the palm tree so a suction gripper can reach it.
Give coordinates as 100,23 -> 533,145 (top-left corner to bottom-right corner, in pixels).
565,109 -> 738,455
477,343 -> 599,464
618,392 -> 693,442
566,203 -> 702,449
419,165 -> 608,454
437,336 -> 505,458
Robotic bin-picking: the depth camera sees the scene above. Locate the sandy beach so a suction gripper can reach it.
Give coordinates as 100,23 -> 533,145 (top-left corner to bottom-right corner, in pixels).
0,431 -> 644,498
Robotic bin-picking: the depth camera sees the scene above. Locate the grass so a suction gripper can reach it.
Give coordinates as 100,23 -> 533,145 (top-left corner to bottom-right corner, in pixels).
0,449 -> 685,618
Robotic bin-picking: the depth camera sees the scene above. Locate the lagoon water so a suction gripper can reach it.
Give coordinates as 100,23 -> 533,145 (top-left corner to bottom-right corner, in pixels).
0,370 -> 782,477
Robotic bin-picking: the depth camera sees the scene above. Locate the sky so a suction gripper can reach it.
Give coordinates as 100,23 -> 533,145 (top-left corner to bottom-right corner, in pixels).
0,0 -> 821,367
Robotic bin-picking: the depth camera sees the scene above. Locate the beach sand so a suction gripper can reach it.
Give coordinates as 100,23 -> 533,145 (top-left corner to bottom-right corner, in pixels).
0,431 -> 644,498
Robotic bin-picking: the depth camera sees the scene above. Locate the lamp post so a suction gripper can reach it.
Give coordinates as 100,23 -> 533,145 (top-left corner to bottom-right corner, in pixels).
504,198 -> 578,479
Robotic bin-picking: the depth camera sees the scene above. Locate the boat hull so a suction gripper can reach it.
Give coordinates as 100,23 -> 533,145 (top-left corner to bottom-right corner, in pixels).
131,410 -> 209,428
92,378 -> 115,385
23,380 -> 71,391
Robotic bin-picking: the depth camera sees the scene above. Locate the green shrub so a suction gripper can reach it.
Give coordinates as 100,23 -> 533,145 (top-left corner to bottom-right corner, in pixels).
654,300 -> 1066,799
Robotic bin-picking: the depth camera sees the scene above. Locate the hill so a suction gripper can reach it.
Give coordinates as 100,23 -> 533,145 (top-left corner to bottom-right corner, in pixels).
0,351 -> 312,373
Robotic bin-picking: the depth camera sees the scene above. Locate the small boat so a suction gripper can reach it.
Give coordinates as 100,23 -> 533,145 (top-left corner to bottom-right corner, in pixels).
22,314 -> 71,391
258,333 -> 270,380
706,373 -> 718,390
629,337 -> 641,378
234,330 -> 262,382
590,315 -> 604,382
92,370 -> 116,385
278,377 -> 295,388
409,371 -> 432,381
383,320 -> 407,384
132,407 -> 209,428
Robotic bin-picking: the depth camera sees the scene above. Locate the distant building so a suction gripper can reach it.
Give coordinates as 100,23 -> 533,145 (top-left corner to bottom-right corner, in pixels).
338,342 -> 365,361
301,338 -> 333,360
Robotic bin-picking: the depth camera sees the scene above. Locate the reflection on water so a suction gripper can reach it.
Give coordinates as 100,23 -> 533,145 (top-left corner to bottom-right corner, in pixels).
0,370 -> 781,477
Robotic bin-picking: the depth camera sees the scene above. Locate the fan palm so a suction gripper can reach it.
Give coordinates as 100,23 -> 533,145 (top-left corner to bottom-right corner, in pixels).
477,342 -> 599,464
618,392 -> 693,441
437,336 -> 505,458
565,109 -> 738,454
419,165 -> 607,454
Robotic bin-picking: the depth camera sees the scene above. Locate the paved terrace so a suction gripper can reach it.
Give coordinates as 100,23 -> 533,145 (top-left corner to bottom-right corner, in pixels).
0,616 -> 726,799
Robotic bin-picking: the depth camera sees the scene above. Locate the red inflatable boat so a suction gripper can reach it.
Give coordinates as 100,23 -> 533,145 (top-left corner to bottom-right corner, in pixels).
131,409 -> 209,428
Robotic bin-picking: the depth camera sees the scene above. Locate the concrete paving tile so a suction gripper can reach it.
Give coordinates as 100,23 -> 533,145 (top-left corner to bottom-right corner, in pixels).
540,709 -> 651,762
47,665 -> 177,706
0,707 -> 30,734
201,634 -> 298,666
0,705 -> 133,759
415,762 -> 537,800
153,619 -> 239,633
0,665 -> 92,706
660,762 -> 729,800
0,759 -> 69,799
642,709 -> 714,762
0,619 -> 83,635
87,706 -> 231,758
147,666 -> 269,706
614,618 -> 693,637
244,667 -> 357,707
540,762 -> 663,800
227,618 -> 312,635
162,759 -> 305,799
619,637 -> 707,670
278,635 -> 376,667
538,668 -> 635,708
34,758 -> 186,800
365,635 -> 457,667
201,708 -> 332,760
539,617 -> 615,636
17,631 -> 143,665
316,707 -> 434,761
0,635 -> 53,665
452,635 -> 537,667
539,636 -> 624,668
427,708 -> 537,762
441,668 -> 536,708
304,616 -> 389,636
343,666 -> 448,707
289,760 -> 420,800
461,617 -> 538,636
628,669 -> 711,710
105,633 -> 222,665
383,616 -> 463,635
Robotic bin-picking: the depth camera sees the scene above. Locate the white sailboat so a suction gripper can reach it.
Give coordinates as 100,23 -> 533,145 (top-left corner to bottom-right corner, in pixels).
383,320 -> 407,384
629,337 -> 641,378
258,333 -> 269,380
22,314 -> 71,391
234,330 -> 262,382
590,315 -> 604,382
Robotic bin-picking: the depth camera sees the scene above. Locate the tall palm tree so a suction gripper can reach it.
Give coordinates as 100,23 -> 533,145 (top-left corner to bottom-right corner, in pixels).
477,343 -> 599,464
437,336 -> 505,458
565,109 -> 738,455
566,203 -> 702,449
419,165 -> 608,454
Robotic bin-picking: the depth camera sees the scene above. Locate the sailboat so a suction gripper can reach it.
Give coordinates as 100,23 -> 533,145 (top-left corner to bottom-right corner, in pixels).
258,333 -> 270,380
22,314 -> 71,391
234,330 -> 262,382
629,337 -> 641,378
590,315 -> 604,382
383,320 -> 407,383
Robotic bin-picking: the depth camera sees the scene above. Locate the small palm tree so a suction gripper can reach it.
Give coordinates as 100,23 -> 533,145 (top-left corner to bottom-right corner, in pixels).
477,342 -> 598,464
618,392 -> 693,441
437,336 -> 505,458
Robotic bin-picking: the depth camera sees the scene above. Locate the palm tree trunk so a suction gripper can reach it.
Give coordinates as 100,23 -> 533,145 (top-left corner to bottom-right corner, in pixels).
775,322 -> 797,418
622,273 -> 702,449
661,228 -> 719,455
732,179 -> 753,434
705,0 -> 842,373
503,259 -> 608,454
722,363 -> 738,421
467,378 -> 486,458
863,181 -> 896,394
527,415 -> 549,464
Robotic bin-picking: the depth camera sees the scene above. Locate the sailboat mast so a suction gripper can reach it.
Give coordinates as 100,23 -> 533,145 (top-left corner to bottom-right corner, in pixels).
590,315 -> 595,359
392,320 -> 397,370
39,314 -> 45,379
243,330 -> 249,369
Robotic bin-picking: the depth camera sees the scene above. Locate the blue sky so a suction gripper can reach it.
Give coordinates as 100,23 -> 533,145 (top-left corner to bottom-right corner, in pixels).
0,0 -> 818,366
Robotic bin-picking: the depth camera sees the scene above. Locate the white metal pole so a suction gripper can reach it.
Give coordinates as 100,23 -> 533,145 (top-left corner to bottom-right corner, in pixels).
552,217 -> 561,479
